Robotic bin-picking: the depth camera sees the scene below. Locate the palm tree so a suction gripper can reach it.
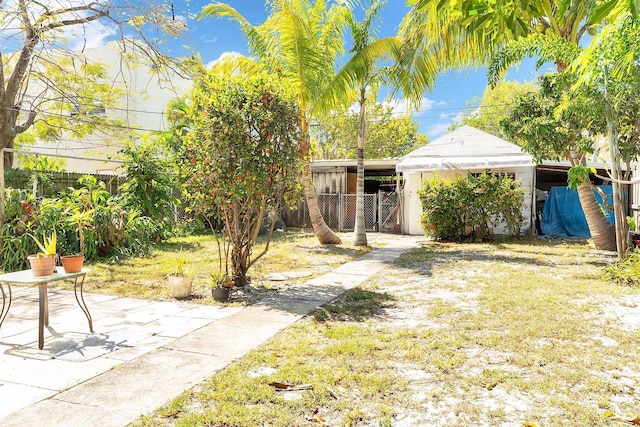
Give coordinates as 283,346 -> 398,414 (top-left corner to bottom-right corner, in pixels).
398,0 -> 619,250
199,0 -> 348,244
317,0 -> 399,246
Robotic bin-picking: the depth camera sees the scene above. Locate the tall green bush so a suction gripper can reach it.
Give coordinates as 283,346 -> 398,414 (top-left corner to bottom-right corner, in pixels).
418,172 -> 525,241
118,140 -> 178,240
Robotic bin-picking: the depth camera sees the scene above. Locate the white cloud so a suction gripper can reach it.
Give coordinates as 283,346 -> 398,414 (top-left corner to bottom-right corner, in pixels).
427,123 -> 451,139
62,20 -> 118,50
383,97 -> 443,116
0,0 -> 118,51
206,51 -> 244,69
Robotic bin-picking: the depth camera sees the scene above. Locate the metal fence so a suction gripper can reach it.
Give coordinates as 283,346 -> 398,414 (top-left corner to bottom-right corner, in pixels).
281,191 -> 401,233
5,169 -> 124,197
339,193 -> 377,231
281,194 -> 340,230
379,191 -> 401,234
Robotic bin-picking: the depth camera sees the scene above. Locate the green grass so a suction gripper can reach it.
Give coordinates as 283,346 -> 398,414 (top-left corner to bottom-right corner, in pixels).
131,238 -> 640,426
53,231 -> 370,304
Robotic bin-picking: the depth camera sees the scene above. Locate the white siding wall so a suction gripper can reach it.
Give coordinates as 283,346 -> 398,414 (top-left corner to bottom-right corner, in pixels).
25,41 -> 192,174
402,166 -> 535,236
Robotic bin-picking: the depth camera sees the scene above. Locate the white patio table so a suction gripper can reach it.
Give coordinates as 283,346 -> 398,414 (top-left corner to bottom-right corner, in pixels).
0,267 -> 93,349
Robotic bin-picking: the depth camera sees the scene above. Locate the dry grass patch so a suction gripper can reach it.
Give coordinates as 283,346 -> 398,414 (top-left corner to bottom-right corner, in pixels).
49,231 -> 369,303
133,238 -> 640,427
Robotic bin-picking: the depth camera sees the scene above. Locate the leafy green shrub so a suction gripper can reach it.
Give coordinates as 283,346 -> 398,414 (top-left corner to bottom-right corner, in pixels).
118,140 -> 177,240
418,172 -> 525,241
603,250 -> 640,286
0,175 -> 159,272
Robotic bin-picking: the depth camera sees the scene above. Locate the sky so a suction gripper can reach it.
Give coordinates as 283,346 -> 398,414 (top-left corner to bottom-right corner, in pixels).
158,1 -> 548,140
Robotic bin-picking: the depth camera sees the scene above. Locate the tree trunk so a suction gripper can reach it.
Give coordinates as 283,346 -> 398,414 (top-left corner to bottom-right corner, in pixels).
576,183 -> 616,251
603,67 -> 629,259
300,125 -> 341,245
302,161 -> 342,244
353,90 -> 367,246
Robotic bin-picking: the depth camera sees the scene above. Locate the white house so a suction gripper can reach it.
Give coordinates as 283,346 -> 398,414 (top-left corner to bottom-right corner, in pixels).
396,125 -> 536,235
19,40 -> 192,174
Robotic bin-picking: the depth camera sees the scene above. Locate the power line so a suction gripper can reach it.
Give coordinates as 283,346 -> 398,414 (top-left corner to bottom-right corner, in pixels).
5,148 -> 125,164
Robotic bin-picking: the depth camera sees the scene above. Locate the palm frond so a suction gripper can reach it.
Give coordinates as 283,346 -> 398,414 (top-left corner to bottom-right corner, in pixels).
488,33 -> 581,87
316,36 -> 399,115
199,3 -> 268,59
208,52 -> 262,76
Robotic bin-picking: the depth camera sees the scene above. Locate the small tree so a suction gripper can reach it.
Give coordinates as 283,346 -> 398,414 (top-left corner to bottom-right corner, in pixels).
312,100 -> 427,159
181,71 -> 303,287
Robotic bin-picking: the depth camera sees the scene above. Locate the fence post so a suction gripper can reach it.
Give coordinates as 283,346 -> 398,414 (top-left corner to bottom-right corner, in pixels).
338,193 -> 343,232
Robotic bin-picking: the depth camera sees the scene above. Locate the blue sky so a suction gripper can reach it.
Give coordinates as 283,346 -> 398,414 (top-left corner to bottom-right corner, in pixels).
168,1 -> 547,140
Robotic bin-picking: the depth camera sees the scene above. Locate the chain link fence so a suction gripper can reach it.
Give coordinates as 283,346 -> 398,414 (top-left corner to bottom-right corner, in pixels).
281,192 -> 401,233
339,193 -> 377,231
281,193 -> 340,230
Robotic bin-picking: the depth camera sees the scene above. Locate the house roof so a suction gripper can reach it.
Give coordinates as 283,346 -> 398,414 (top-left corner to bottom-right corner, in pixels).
396,125 -> 534,172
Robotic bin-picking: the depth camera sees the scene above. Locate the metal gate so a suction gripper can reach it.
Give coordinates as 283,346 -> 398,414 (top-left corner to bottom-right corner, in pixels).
378,191 -> 401,234
339,194 -> 377,231
280,192 -> 401,233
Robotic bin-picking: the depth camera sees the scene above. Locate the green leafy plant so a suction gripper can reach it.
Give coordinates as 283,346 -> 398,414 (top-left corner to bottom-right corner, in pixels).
65,208 -> 93,256
603,250 -> 640,287
118,139 -> 178,240
28,230 -> 57,256
168,254 -> 197,278
180,71 -> 303,287
209,271 -> 233,289
418,172 -> 525,241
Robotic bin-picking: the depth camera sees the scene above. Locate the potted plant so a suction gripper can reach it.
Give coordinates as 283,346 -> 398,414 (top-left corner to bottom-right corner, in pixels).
61,209 -> 92,273
27,230 -> 58,277
167,255 -> 196,298
209,271 -> 233,302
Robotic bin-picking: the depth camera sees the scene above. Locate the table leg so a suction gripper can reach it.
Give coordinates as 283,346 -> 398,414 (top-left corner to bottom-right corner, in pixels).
38,284 -> 47,349
44,283 -> 49,326
0,283 -> 11,328
73,274 -> 93,332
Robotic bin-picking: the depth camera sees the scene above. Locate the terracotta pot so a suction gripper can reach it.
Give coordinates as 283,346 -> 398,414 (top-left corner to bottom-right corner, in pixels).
211,287 -> 230,302
27,254 -> 57,277
168,275 -> 194,298
61,255 -> 85,273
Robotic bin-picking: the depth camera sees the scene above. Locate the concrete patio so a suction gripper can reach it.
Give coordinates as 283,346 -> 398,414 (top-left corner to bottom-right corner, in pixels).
0,234 -> 420,427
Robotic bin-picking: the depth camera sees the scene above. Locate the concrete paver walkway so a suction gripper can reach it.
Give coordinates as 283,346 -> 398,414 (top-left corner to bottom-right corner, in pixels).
0,234 -> 419,427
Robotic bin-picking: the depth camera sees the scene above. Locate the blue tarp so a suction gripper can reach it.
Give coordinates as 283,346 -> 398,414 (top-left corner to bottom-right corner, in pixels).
541,185 -> 614,238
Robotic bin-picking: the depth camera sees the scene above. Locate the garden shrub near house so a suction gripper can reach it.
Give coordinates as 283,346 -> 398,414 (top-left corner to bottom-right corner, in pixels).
418,172 -> 525,241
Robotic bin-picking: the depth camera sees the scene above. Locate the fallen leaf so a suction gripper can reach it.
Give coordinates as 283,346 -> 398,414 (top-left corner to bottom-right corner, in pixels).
522,422 -> 538,427
327,387 -> 338,399
609,416 -> 640,425
305,408 -> 326,425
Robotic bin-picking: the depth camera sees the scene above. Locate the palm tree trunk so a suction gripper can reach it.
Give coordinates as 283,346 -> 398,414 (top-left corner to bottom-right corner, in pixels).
577,183 -> 616,251
300,131 -> 341,245
353,90 -> 367,246
302,161 -> 342,244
